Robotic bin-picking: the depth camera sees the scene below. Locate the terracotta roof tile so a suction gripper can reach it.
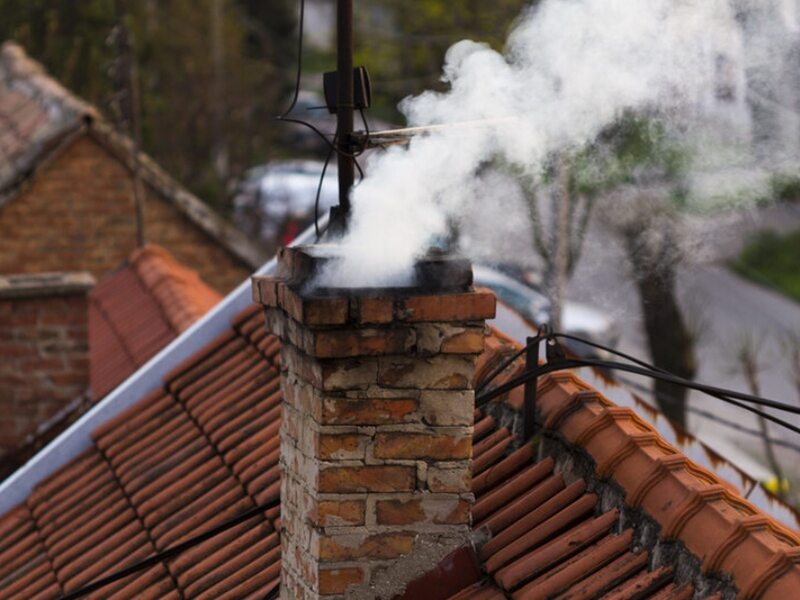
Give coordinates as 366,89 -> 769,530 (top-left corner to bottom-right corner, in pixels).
1,312 -> 798,599
532,369 -> 800,598
89,244 -> 221,399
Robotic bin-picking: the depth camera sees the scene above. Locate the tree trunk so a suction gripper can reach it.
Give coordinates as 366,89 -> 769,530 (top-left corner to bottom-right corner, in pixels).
622,226 -> 696,430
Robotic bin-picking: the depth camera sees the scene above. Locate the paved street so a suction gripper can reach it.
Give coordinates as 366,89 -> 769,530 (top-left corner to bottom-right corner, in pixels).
567,202 -> 800,480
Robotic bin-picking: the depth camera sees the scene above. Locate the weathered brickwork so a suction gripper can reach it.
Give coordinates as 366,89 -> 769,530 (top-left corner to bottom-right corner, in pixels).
0,274 -> 93,455
254,246 -> 496,599
0,135 -> 250,292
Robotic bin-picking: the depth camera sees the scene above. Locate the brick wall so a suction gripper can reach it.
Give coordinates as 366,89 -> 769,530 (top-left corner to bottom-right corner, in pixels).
0,135 -> 250,293
253,247 -> 496,599
0,273 -> 94,457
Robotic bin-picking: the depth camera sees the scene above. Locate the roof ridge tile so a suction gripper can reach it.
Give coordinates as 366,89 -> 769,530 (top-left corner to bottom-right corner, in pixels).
706,515 -> 773,572
536,370 -> 800,598
130,244 -> 221,335
661,484 -> 730,539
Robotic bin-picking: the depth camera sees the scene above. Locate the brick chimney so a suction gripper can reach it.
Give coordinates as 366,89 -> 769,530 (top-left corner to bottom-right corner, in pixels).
0,272 -> 94,456
253,246 -> 495,599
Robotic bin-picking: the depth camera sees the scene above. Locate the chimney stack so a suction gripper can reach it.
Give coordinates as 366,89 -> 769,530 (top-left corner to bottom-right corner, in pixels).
253,246 -> 495,599
0,272 -> 94,458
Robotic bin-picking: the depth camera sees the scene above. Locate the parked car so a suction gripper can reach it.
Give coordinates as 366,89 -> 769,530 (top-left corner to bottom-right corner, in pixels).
233,159 -> 338,246
473,265 -> 620,352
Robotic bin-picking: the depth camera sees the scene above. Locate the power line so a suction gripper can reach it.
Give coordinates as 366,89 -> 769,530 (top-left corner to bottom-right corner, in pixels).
57,497 -> 280,600
618,374 -> 800,453
476,332 -> 800,438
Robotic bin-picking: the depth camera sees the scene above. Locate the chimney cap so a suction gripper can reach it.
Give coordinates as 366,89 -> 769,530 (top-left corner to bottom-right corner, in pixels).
280,245 -> 474,296
0,272 -> 96,300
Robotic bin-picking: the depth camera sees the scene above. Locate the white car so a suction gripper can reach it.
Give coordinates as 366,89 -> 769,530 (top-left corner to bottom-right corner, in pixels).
473,265 -> 619,351
234,160 -> 338,242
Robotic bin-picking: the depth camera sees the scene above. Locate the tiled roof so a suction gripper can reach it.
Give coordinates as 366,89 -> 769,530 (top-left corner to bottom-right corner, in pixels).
0,41 -> 266,269
0,41 -> 96,196
89,244 -> 221,399
0,306 -> 281,599
421,419 -> 696,599
1,303 -> 799,598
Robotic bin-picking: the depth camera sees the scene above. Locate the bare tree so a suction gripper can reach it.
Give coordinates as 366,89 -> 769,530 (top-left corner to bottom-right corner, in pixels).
600,187 -> 697,429
783,331 -> 800,403
733,331 -> 785,496
112,0 -> 146,248
522,158 -> 594,330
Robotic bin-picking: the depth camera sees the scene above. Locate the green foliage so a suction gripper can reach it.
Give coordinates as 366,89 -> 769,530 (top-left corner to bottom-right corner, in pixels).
769,174 -> 800,204
732,229 -> 800,303
572,115 -> 688,199
354,0 -> 532,121
0,0 -> 295,213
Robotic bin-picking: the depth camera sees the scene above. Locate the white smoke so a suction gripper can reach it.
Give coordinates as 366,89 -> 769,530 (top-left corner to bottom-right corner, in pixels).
318,0 -> 797,287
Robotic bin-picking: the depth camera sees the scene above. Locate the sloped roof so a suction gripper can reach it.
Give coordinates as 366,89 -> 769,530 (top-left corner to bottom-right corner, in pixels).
89,244 -> 222,399
0,41 -> 266,269
1,300 -> 798,599
0,306 -> 281,598
0,42 -> 97,195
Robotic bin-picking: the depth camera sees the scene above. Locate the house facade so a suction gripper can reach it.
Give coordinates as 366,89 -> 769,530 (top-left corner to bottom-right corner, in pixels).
0,41 -> 265,294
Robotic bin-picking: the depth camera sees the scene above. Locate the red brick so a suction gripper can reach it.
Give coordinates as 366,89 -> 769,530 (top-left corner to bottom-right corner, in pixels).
320,397 -> 418,425
358,297 -> 394,324
312,328 -> 415,358
318,532 -> 416,561
0,290 -> 89,451
374,432 -> 472,460
375,499 -> 426,525
319,567 -> 364,595
400,291 -> 496,322
318,465 -> 416,493
427,467 -> 471,493
441,328 -> 486,354
279,283 -> 349,326
376,498 -> 471,526
378,355 -> 475,390
0,136 -> 249,293
310,500 -> 366,527
318,433 -> 366,460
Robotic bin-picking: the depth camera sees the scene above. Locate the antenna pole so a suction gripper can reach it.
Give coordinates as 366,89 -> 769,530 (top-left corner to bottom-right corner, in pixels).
114,0 -> 146,248
336,0 -> 355,225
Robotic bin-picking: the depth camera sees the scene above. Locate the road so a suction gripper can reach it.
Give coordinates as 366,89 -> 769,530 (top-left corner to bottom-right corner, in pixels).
567,201 -> 800,480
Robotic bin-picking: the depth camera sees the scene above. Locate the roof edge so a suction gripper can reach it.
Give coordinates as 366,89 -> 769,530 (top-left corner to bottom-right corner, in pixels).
532,369 -> 800,597
0,271 -> 95,299
85,123 -> 267,269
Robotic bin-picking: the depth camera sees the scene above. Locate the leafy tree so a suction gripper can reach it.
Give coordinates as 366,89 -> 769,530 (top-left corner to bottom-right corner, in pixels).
355,0 -> 532,121
0,0 -> 296,213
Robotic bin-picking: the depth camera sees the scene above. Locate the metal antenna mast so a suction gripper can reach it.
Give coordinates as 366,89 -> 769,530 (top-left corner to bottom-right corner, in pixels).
335,0 -> 355,227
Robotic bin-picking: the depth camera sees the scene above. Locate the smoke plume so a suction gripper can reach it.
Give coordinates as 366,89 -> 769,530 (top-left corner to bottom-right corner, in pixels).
319,0 -> 796,287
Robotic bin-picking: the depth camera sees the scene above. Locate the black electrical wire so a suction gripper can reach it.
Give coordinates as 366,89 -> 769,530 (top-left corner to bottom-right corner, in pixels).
275,0 -> 363,160
475,332 -> 545,394
278,0 -> 305,120
58,497 -> 280,600
549,332 -> 800,422
617,374 -> 800,453
314,144 -> 335,241
476,357 -> 800,436
553,332 -> 666,375
478,330 -> 800,416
